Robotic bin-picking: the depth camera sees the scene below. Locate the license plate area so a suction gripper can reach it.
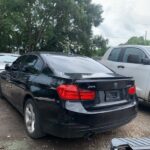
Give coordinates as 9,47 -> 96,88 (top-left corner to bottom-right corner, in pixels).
106,90 -> 120,102
83,89 -> 128,111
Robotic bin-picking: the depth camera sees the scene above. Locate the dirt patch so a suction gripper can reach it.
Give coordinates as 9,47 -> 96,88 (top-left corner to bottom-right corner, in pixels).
0,98 -> 150,150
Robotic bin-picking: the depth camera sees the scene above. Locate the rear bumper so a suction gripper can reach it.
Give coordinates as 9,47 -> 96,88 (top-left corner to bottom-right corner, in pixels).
43,101 -> 137,138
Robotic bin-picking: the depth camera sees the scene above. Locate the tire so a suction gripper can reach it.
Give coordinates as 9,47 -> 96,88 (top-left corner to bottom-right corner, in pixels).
24,99 -> 45,139
0,83 -> 3,99
0,88 -> 2,98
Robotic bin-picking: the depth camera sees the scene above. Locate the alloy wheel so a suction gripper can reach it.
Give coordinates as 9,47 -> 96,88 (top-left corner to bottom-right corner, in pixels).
25,103 -> 35,134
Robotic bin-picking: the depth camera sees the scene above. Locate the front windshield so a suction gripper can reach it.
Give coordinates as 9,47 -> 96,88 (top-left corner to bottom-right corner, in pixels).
0,55 -> 18,63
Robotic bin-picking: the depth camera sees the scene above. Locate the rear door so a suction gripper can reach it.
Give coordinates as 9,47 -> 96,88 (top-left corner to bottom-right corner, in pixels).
101,47 -> 126,74
10,55 -> 43,109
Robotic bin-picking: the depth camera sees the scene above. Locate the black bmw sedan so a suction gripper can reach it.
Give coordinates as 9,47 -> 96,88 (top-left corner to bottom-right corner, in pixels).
0,52 -> 137,138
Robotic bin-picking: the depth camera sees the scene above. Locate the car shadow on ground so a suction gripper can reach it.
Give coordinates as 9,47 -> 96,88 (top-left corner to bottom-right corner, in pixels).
0,98 -> 113,149
1,98 -> 150,150
138,101 -> 150,114
25,101 -> 150,150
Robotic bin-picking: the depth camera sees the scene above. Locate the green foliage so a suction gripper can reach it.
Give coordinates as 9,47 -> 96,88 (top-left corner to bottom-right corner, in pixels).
0,0 -> 108,56
124,36 -> 150,45
91,36 -> 109,56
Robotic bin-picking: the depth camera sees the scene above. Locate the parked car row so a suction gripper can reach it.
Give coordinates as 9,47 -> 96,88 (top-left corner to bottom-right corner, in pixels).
0,52 -> 137,138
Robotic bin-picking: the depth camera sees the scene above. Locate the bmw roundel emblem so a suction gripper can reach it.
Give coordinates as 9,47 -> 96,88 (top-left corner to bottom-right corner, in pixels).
114,82 -> 118,88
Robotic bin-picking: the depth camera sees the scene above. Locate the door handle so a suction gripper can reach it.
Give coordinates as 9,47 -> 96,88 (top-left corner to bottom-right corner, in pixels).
117,65 -> 125,69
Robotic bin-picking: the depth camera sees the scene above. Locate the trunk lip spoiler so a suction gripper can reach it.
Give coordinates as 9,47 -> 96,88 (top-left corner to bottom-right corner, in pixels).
75,77 -> 133,83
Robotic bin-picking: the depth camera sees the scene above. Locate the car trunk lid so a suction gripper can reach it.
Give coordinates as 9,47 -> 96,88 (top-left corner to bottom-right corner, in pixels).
74,75 -> 134,111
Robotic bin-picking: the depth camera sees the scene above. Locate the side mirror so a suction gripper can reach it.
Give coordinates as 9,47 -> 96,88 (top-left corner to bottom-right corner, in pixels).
127,54 -> 140,64
5,64 -> 11,71
141,58 -> 150,65
11,65 -> 18,71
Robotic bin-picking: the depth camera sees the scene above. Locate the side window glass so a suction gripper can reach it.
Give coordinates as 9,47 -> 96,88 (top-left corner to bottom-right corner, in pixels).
22,55 -> 37,67
123,48 -> 147,63
12,56 -> 27,70
34,58 -> 44,72
21,55 -> 38,73
20,55 -> 44,74
108,48 -> 122,62
42,67 -> 53,76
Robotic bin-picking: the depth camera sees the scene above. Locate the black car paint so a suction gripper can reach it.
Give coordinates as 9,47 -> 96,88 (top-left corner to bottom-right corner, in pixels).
0,53 -> 137,138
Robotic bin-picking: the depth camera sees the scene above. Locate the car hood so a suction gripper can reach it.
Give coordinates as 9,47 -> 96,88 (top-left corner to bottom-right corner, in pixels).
0,62 -> 5,70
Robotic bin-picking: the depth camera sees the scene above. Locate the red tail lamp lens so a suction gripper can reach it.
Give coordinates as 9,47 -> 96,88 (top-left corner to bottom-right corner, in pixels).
128,86 -> 136,95
57,84 -> 96,101
79,89 -> 96,100
57,85 -> 79,100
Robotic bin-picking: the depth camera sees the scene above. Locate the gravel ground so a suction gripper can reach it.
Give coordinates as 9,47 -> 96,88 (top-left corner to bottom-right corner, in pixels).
0,98 -> 150,150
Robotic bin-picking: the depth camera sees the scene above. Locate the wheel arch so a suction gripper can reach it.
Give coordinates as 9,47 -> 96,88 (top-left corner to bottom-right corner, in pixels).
23,94 -> 35,112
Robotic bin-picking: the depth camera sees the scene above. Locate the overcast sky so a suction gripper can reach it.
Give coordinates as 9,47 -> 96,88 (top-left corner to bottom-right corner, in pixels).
92,0 -> 150,46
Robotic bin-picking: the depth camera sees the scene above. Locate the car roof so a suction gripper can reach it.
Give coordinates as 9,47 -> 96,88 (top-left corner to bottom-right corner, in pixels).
27,51 -> 88,58
0,53 -> 20,56
113,45 -> 150,50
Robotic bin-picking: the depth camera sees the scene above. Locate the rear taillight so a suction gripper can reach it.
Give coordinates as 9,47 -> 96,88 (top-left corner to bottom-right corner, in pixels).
79,89 -> 95,100
57,85 -> 79,100
57,84 -> 96,101
128,86 -> 136,95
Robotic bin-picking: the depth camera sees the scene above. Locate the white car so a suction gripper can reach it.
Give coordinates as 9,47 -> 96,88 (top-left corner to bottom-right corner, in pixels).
101,45 -> 150,102
0,53 -> 19,72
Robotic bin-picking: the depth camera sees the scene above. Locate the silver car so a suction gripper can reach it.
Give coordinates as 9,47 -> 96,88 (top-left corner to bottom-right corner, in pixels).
0,53 -> 19,72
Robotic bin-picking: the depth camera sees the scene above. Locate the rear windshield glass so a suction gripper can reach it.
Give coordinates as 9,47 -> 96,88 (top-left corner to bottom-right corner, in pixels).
0,55 -> 18,63
145,47 -> 150,53
43,54 -> 112,74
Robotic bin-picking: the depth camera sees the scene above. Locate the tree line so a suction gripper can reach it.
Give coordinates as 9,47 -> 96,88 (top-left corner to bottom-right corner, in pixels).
0,0 -> 108,56
125,36 -> 150,45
